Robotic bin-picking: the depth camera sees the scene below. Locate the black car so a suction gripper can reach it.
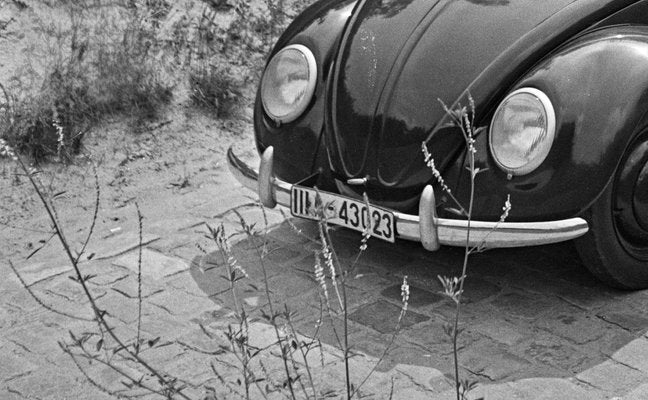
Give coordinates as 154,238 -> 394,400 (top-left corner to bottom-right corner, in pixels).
228,0 -> 648,289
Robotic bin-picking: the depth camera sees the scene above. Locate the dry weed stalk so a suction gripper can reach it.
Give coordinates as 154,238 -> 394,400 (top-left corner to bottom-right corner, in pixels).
2,137 -> 192,399
423,95 -> 511,400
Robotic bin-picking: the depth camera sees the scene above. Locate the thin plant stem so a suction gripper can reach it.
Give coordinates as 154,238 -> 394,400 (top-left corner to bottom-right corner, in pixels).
13,154 -> 191,399
235,214 -> 297,400
451,107 -> 476,400
285,311 -> 318,400
74,158 -> 100,264
135,202 -> 143,354
318,221 -> 351,400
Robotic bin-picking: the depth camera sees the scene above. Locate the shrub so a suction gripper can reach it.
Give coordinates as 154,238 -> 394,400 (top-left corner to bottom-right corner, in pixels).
1,0 -> 175,161
188,63 -> 243,118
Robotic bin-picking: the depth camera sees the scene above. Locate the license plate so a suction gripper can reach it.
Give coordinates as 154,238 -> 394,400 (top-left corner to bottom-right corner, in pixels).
290,186 -> 395,243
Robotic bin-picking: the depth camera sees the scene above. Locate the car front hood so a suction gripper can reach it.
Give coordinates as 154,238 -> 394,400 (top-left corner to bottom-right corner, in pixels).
326,0 -> 585,189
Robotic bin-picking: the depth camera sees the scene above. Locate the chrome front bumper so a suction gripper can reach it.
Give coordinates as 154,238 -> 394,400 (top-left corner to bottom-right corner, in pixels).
227,146 -> 589,250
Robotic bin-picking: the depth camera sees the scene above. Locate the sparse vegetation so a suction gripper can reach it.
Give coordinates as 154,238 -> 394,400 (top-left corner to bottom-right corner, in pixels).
0,0 -> 296,161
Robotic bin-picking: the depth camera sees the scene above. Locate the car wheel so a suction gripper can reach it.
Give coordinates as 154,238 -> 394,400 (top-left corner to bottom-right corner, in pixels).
575,131 -> 648,289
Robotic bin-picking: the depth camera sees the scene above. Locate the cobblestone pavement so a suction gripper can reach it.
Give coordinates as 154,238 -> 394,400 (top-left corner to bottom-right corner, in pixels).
3,155 -> 648,399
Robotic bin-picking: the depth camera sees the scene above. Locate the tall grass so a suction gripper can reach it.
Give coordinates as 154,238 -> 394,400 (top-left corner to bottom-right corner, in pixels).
1,1 -> 176,160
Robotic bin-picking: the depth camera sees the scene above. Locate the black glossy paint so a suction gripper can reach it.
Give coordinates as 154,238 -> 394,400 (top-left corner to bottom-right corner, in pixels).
254,0 -> 357,183
255,0 -> 648,221
461,26 -> 648,221
328,0 -> 578,186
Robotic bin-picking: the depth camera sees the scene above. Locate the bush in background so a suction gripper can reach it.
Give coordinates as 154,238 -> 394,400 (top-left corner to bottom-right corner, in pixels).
1,0 -> 176,160
0,0 -> 314,161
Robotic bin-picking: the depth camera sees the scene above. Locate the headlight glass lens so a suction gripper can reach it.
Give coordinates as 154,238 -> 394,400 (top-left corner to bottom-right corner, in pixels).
261,44 -> 317,124
489,88 -> 556,175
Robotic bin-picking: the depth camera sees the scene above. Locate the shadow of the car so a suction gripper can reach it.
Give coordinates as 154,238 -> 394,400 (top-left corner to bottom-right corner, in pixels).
190,219 -> 648,383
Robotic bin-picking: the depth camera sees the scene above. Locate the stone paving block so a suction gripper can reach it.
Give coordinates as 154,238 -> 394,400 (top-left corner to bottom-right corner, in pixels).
490,291 -> 554,320
0,389 -> 25,400
14,261 -> 72,286
166,270 -> 204,294
5,322 -> 70,356
47,275 -> 108,303
623,383 -> 648,399
381,344 -> 452,373
459,338 -> 534,381
139,310 -> 196,339
147,287 -> 220,318
226,205 -> 285,231
521,331 -> 592,374
267,220 -> 316,245
175,325 -> 229,354
92,232 -> 160,260
344,263 -> 393,289
188,193 -> 251,219
157,352 -> 214,387
402,319 -> 453,348
263,242 -> 303,264
113,248 -> 189,279
292,314 -> 346,348
5,368 -> 115,400
243,250 -> 303,281
349,300 -> 429,334
0,346 -> 38,382
273,283 -> 376,316
597,310 -> 648,333
110,274 -> 164,299
470,377 -> 607,400
593,329 -> 637,358
85,264 -> 130,286
171,243 -> 203,263
576,359 -> 647,395
553,282 -> 616,311
458,277 -> 501,303
611,337 -> 648,373
27,290 -> 96,321
471,319 -> 530,347
536,306 -> 611,345
138,342 -> 187,365
395,363 -> 453,393
147,232 -> 197,253
147,216 -> 205,234
266,271 -> 315,299
187,258 -> 237,298
96,292 -> 143,324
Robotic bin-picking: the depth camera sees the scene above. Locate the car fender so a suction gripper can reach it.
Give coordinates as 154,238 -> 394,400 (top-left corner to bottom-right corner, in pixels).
254,0 -> 358,183
464,26 -> 648,222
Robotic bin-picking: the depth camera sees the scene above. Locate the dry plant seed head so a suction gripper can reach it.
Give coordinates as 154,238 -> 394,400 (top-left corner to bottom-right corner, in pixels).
438,275 -> 464,304
500,194 -> 512,222
53,113 -> 64,158
421,142 -> 451,194
314,251 -> 330,307
229,254 -> 249,280
400,275 -> 409,312
0,139 -> 17,161
359,192 -> 372,251
317,215 -> 344,311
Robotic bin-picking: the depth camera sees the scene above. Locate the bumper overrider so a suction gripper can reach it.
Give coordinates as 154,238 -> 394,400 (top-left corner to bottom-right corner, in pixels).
227,146 -> 589,250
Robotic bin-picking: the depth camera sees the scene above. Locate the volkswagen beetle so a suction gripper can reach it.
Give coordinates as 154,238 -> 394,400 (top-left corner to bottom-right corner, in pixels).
227,0 -> 648,289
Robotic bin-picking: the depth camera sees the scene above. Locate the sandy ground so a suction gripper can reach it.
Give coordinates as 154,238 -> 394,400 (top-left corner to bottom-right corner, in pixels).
0,0 -> 259,260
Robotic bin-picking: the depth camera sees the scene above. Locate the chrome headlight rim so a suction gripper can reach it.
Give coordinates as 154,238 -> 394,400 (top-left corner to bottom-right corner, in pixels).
488,87 -> 557,176
261,44 -> 318,125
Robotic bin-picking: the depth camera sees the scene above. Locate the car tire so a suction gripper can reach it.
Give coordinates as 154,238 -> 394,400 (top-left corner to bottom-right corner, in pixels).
575,131 -> 648,290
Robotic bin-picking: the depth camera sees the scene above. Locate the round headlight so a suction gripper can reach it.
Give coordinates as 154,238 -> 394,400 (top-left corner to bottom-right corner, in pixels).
261,44 -> 317,124
489,87 -> 556,176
